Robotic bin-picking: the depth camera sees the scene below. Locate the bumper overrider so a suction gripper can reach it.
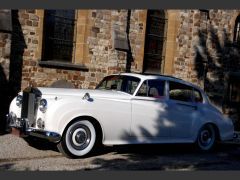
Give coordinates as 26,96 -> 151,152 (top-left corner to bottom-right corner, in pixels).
6,112 -> 61,143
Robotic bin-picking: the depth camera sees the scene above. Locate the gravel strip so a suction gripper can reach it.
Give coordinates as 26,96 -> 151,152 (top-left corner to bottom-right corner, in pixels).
0,134 -> 60,160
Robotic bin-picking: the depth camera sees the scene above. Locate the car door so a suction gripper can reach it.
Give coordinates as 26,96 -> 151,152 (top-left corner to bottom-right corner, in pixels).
131,79 -> 172,141
166,81 -> 201,139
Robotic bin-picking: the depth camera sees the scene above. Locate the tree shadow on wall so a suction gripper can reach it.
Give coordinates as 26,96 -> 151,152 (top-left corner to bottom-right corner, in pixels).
0,65 -> 8,134
9,10 -> 26,100
194,24 -> 240,108
194,23 -> 240,131
0,10 -> 26,134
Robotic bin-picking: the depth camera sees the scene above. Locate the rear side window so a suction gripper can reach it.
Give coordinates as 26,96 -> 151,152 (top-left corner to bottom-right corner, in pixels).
169,81 -> 193,102
136,79 -> 165,98
169,81 -> 203,103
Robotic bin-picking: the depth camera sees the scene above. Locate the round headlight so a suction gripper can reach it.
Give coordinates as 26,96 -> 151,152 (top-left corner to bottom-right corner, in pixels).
39,99 -> 47,112
16,95 -> 23,107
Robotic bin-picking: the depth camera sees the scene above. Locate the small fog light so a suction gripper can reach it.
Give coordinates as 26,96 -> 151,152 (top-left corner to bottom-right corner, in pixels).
37,118 -> 45,129
9,112 -> 17,124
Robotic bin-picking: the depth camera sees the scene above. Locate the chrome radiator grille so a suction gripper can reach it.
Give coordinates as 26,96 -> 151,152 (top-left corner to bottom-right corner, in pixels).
21,87 -> 42,127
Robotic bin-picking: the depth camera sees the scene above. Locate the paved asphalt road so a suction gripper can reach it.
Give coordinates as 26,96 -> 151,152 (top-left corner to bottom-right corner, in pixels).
1,134 -> 240,171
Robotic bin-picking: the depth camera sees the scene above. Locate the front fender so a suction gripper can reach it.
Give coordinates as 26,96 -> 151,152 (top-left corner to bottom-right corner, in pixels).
44,97 -> 99,135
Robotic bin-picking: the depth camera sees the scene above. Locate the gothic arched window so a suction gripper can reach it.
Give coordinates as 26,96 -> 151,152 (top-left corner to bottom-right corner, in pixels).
42,10 -> 76,62
143,10 -> 167,74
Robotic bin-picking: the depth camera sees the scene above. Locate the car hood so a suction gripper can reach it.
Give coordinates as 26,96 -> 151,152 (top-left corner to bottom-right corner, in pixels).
37,87 -> 132,99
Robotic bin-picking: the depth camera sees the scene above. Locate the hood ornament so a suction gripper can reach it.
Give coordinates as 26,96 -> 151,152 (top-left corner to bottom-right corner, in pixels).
82,92 -> 90,100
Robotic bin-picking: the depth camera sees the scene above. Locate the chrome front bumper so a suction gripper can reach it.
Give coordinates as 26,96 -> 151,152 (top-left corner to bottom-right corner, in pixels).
6,113 -> 61,143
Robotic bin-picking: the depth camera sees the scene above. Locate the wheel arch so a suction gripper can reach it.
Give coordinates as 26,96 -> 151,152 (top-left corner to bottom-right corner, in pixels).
208,123 -> 221,141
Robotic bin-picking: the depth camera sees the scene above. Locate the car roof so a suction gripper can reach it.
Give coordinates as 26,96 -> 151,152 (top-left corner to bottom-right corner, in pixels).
111,72 -> 202,91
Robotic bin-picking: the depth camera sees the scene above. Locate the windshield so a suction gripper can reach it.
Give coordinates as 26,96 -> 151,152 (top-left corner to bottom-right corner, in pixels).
96,75 -> 141,95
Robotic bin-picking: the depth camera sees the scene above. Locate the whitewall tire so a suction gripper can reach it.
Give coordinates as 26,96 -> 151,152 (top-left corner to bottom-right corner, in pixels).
57,120 -> 96,158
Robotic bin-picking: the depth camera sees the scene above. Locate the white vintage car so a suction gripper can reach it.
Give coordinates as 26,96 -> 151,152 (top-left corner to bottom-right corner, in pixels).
7,73 -> 234,158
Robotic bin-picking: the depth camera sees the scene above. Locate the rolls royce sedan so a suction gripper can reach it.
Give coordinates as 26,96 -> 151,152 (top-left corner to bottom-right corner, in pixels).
6,73 -> 234,158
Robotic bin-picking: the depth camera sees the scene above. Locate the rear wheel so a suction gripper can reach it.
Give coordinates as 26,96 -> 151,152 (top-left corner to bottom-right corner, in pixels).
196,124 -> 216,151
57,120 -> 96,158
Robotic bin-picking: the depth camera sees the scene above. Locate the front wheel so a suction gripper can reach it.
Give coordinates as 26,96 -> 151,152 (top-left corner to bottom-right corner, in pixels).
57,120 -> 96,158
196,124 -> 216,151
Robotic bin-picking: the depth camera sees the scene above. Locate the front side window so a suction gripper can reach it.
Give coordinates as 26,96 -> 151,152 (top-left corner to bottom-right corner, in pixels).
96,75 -> 140,95
42,10 -> 76,62
136,79 -> 165,98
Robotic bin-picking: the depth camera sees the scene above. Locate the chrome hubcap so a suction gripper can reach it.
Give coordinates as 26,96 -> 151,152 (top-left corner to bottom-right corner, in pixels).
72,129 -> 88,146
69,125 -> 91,150
199,129 -> 213,147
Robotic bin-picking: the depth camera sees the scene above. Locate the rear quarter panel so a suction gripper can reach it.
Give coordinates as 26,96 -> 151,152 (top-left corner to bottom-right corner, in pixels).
192,104 -> 234,141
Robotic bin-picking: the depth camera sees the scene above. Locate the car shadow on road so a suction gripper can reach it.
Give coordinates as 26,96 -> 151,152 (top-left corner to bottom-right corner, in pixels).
23,137 -> 59,152
0,163 -> 15,171
87,143 -> 240,170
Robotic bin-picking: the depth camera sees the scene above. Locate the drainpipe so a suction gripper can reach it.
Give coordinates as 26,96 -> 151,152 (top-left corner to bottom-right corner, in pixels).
126,10 -> 132,73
